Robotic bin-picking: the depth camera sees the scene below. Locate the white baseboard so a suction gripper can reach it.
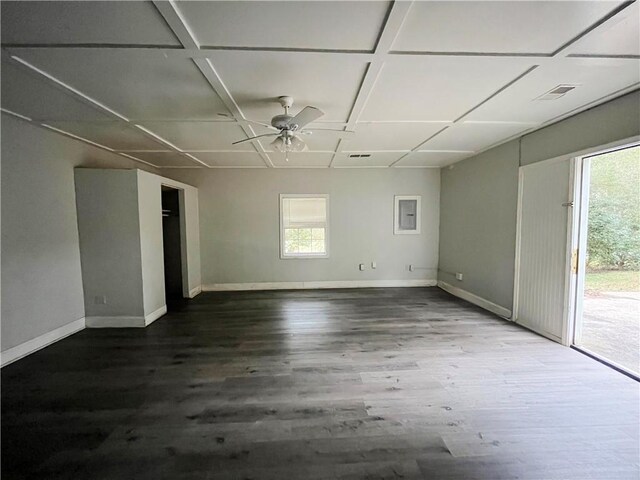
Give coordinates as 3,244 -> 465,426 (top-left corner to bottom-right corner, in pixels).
1,317 -> 86,367
188,285 -> 202,298
203,279 -> 437,292
437,281 -> 512,319
86,316 -> 146,328
86,305 -> 167,328
145,305 -> 167,326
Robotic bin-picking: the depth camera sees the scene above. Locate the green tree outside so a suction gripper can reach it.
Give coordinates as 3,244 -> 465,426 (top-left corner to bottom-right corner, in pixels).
586,146 -> 640,272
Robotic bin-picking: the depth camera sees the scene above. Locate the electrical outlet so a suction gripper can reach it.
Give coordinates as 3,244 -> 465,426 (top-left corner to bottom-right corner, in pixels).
456,272 -> 463,281
371,261 -> 377,269
94,295 -> 107,305
359,263 -> 365,271
408,264 -> 414,272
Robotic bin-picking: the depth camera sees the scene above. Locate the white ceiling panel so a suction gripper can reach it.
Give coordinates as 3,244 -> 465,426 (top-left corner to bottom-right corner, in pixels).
209,51 -> 369,122
465,58 -> 640,124
130,151 -> 204,168
360,56 -> 536,121
333,152 -> 403,168
15,50 -> 232,120
1,1 -> 180,46
1,1 -> 638,170
189,152 -> 267,168
44,122 -> 166,151
342,122 -> 449,152
178,1 -> 390,51
269,152 -> 333,168
569,2 -> 640,57
392,1 -> 621,54
395,151 -> 473,168
1,60 -> 112,122
139,121 -> 254,151
418,122 -> 535,152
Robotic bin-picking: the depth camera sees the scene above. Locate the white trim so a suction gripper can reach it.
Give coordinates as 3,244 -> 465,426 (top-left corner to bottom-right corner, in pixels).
203,279 -> 437,291
86,305 -> 166,328
512,168 -> 525,323
438,281 -> 511,319
1,317 -> 86,367
561,157 -> 581,346
145,305 -> 167,326
188,285 -> 202,298
86,316 -> 147,328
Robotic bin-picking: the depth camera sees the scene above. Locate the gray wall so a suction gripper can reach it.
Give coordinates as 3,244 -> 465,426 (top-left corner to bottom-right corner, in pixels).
163,168 -> 440,286
75,169 -> 145,317
439,140 -> 520,309
1,115 -> 158,352
438,91 -> 640,312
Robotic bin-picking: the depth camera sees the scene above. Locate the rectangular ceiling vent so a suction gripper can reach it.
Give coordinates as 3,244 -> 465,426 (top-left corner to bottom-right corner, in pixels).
349,154 -> 371,158
535,84 -> 579,101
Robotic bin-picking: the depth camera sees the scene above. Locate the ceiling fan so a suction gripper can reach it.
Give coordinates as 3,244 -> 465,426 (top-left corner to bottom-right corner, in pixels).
231,96 -> 353,160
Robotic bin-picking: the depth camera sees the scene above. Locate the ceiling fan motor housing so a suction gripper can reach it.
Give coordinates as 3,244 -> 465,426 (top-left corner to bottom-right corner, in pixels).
271,114 -> 296,130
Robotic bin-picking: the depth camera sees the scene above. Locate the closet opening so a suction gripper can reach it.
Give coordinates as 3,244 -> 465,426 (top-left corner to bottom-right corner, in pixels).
161,185 -> 185,311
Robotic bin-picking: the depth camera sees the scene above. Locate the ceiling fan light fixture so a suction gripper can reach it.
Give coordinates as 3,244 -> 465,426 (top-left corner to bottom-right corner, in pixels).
271,136 -> 285,152
290,135 -> 308,152
271,135 -> 308,153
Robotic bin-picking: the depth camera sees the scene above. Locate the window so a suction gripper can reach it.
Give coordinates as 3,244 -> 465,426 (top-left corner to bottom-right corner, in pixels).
394,195 -> 421,234
280,194 -> 329,258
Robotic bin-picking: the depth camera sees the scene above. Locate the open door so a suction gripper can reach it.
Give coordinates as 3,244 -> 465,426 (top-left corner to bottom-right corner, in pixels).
572,144 -> 639,377
513,157 -> 576,344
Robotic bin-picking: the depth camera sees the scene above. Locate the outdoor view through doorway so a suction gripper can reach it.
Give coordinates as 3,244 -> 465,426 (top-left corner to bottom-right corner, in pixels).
575,145 -> 640,376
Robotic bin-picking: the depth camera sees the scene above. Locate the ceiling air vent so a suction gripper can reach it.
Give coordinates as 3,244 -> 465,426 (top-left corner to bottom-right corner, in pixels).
535,84 -> 579,101
349,154 -> 371,158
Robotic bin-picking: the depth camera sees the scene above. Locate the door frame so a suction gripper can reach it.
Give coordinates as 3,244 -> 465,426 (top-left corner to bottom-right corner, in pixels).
569,138 -> 640,372
161,183 -> 190,299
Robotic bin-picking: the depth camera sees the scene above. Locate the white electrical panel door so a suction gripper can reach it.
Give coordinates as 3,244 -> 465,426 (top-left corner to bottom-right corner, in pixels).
394,195 -> 421,234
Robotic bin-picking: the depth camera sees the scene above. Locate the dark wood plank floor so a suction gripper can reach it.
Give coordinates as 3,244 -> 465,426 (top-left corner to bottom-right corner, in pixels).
2,288 -> 639,479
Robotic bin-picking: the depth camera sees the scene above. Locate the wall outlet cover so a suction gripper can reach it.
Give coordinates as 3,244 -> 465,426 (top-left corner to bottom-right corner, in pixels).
359,263 -> 365,271
456,272 -> 464,281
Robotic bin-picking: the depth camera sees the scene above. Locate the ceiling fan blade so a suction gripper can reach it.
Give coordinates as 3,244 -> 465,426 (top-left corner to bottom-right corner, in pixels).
304,128 -> 355,134
232,133 -> 279,145
242,119 -> 279,131
288,106 -> 324,130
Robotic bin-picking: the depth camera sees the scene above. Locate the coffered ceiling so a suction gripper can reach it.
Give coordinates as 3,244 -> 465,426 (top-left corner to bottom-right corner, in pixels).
1,1 -> 639,169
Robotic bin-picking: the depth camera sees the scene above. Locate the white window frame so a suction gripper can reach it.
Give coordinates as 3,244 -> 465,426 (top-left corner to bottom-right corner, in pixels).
394,195 -> 421,235
279,194 -> 330,259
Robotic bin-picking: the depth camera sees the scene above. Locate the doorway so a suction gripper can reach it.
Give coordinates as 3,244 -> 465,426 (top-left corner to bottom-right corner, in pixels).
573,144 -> 640,377
162,186 -> 184,310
